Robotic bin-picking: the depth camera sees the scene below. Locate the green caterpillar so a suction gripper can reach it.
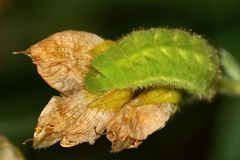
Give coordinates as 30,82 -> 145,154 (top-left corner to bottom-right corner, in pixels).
84,28 -> 220,99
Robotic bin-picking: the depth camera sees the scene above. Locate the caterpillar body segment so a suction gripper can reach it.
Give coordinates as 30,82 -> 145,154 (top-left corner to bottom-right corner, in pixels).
84,28 -> 220,99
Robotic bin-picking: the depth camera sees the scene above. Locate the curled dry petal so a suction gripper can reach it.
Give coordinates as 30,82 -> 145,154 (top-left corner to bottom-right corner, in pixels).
107,88 -> 181,152
25,30 -> 104,95
33,89 -> 133,149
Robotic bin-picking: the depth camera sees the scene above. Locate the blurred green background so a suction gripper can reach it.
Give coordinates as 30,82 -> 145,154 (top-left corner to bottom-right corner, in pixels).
1,0 -> 240,159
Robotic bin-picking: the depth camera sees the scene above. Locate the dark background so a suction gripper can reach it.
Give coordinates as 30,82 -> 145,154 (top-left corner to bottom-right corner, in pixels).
1,0 -> 240,159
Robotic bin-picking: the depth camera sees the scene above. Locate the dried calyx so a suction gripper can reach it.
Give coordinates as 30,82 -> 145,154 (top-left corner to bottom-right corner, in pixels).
107,88 -> 180,152
22,30 -> 104,95
19,30 -> 181,152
